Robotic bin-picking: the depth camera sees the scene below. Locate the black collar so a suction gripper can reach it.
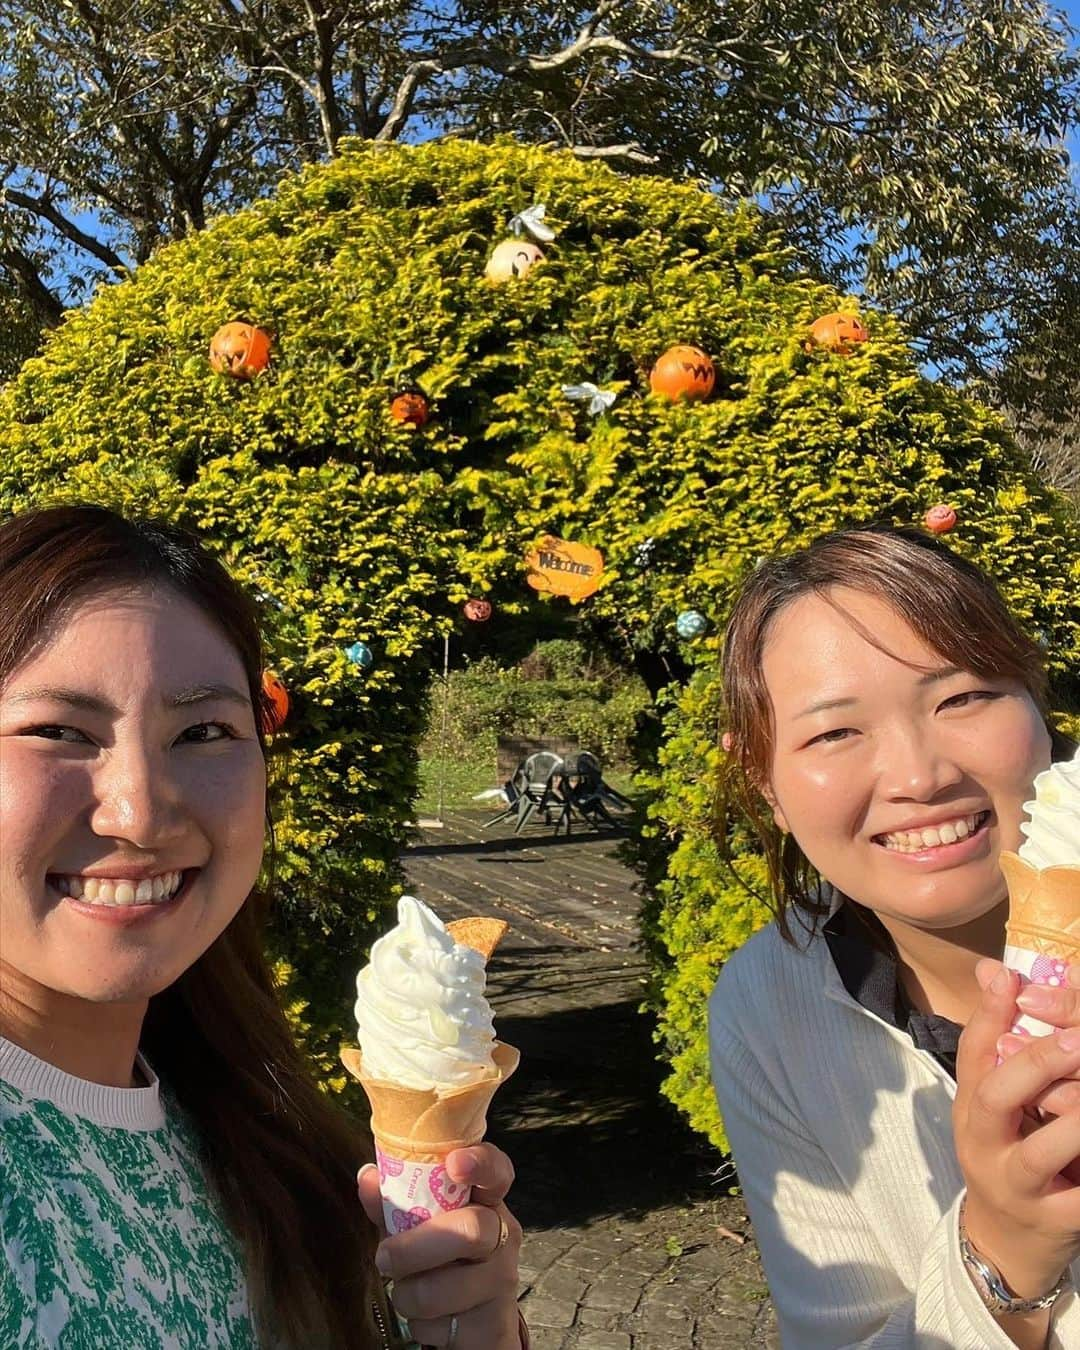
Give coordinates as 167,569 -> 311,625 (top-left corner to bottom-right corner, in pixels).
822,902 -> 962,1080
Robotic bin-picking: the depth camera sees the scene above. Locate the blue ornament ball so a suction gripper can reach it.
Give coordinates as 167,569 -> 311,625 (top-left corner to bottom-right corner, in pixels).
345,641 -> 374,669
676,609 -> 707,639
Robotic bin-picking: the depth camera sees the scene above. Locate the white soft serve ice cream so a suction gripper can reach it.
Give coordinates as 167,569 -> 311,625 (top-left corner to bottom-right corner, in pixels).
1017,745 -> 1080,870
354,895 -> 497,1091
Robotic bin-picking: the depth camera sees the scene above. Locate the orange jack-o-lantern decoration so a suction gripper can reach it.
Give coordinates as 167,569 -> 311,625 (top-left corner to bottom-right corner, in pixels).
463,598 -> 492,622
808,312 -> 869,354
390,387 -> 430,428
485,239 -> 545,282
649,345 -> 716,402
924,504 -> 958,535
209,321 -> 272,378
261,671 -> 289,732
525,535 -> 604,602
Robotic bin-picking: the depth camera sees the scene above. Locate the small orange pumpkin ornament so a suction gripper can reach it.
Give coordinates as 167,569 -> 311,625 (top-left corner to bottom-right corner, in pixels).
463,598 -> 492,622
807,312 -> 869,354
260,671 -> 290,732
390,387 -> 430,428
649,345 -> 715,402
209,321 -> 272,378
485,240 -> 545,282
924,504 -> 957,535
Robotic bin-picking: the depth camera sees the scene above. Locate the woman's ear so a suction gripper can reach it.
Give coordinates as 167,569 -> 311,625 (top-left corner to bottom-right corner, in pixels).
760,783 -> 789,835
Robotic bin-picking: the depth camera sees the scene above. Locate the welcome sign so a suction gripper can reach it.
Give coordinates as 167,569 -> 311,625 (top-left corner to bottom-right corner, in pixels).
524,535 -> 604,601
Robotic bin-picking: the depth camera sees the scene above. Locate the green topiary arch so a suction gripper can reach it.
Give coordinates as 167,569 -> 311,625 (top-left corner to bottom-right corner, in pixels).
2,138 -> 1077,1141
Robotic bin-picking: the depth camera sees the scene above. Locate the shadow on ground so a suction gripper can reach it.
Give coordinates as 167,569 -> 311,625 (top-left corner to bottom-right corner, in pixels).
405,826 -> 626,859
485,947 -> 724,1230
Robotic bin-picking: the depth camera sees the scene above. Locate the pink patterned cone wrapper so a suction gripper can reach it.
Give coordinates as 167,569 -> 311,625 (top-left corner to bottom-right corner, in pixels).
341,1042 -> 519,1235
1000,852 -> 1080,1038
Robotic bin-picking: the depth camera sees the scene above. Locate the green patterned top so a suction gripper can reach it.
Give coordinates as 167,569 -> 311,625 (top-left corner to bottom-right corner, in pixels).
0,1035 -> 259,1349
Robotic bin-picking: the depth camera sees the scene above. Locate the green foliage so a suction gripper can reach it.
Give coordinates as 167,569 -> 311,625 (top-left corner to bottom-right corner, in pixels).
2,138 -> 1077,1143
0,276 -> 46,381
424,641 -> 651,771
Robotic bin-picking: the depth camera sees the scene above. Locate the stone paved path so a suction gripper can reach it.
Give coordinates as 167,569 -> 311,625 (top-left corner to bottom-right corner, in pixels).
401,810 -> 779,1349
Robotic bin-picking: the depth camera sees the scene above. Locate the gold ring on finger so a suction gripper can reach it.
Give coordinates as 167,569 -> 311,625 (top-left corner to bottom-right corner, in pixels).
495,1215 -> 510,1252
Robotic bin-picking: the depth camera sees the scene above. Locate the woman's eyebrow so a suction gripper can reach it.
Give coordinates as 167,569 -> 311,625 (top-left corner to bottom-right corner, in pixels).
795,666 -> 965,719
5,682 -> 250,714
796,695 -> 858,719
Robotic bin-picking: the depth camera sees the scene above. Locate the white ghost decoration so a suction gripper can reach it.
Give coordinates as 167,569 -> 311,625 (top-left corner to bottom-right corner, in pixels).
510,203 -> 556,243
562,382 -> 618,416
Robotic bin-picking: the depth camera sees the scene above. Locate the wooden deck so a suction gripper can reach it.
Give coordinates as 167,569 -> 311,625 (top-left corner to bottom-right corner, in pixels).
402,808 -> 640,954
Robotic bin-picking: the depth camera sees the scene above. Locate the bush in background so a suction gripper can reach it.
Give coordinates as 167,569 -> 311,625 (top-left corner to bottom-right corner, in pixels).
422,639 -> 651,778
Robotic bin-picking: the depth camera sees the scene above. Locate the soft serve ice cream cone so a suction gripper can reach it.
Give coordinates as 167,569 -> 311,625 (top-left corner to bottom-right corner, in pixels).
1001,746 -> 1080,1037
341,896 -> 518,1234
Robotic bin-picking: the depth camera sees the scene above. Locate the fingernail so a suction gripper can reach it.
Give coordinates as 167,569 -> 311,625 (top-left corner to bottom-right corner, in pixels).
1057,1028 -> 1080,1053
990,968 -> 1013,995
452,1151 -> 478,1180
1016,985 -> 1054,1012
375,1244 -> 392,1277
357,1163 -> 378,1184
975,958 -> 998,990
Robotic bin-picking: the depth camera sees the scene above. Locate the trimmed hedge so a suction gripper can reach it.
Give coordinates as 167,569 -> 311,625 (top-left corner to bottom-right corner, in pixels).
2,138 -> 1077,1140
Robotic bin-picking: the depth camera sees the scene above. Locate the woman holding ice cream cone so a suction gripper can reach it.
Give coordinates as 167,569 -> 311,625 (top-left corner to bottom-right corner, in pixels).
708,524 -> 1080,1349
0,504 -> 526,1350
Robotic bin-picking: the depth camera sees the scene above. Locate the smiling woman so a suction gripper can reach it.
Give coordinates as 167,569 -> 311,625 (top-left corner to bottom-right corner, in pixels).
0,504 -> 525,1350
708,526 -> 1080,1350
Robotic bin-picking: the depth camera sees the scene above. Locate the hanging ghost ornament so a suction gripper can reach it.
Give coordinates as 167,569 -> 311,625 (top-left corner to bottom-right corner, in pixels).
509,203 -> 556,243
633,537 -> 656,570
562,383 -> 618,416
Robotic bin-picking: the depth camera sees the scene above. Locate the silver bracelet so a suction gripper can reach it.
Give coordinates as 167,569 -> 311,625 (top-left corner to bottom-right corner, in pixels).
959,1198 -> 1068,1315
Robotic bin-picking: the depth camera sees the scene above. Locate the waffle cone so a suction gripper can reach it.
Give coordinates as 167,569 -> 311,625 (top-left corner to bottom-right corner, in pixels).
1001,851 -> 1080,963
340,1042 -> 519,1163
446,917 -> 509,961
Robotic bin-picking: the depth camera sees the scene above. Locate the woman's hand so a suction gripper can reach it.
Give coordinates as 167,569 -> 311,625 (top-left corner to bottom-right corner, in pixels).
358,1143 -> 522,1348
953,961 -> 1080,1303
984,958 -> 1080,1117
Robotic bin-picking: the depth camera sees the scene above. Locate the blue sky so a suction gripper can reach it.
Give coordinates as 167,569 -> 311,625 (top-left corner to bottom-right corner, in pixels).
1065,0 -> 1080,162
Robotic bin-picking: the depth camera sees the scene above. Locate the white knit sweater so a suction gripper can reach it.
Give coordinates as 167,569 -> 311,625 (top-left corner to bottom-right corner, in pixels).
709,921 -> 1080,1349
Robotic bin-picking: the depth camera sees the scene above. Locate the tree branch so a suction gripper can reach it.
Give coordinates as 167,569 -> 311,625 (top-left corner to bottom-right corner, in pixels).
374,2 -> 715,144
0,247 -> 64,326
567,141 -> 659,165
3,188 -> 127,273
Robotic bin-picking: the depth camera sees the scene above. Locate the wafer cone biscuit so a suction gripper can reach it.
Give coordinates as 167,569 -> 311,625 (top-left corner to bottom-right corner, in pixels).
1001,851 -> 1080,962
341,1042 -> 519,1163
447,916 -> 509,962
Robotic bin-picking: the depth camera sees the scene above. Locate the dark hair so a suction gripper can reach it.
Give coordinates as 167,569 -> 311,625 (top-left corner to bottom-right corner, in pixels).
0,503 -> 385,1348
716,524 -> 1076,947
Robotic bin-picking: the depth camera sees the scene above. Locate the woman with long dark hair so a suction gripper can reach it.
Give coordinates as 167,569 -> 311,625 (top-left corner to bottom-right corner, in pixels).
709,526 -> 1079,1349
0,503 -> 527,1349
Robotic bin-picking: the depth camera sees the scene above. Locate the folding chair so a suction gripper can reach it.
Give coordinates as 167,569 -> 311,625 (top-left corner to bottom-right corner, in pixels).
481,765 -> 527,830
512,751 -> 566,833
